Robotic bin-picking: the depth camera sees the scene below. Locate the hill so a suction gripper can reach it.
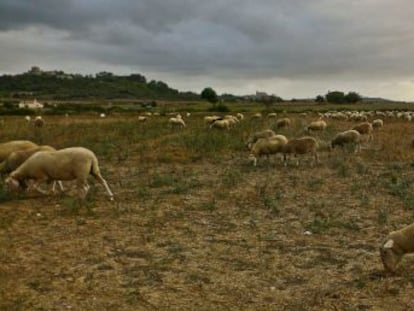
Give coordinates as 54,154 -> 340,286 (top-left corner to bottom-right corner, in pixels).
0,67 -> 199,101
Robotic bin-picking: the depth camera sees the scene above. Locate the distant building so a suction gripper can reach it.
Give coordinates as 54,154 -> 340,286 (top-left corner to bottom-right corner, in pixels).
18,99 -> 44,109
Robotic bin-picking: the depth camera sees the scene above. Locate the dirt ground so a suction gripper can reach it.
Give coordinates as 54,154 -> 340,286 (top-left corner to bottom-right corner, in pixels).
1,114 -> 414,310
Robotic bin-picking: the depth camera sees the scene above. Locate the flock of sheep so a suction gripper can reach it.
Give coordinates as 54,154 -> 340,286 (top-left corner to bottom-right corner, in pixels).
2,109 -> 414,275
0,140 -> 114,201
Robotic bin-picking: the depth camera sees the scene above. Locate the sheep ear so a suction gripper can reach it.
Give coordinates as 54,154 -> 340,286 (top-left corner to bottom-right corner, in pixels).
383,239 -> 394,249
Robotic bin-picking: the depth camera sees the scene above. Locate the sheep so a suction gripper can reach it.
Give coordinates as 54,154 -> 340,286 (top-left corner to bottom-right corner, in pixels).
0,140 -> 39,162
304,120 -> 327,133
246,129 -> 276,150
267,112 -> 277,119
25,116 -> 31,122
0,145 -> 64,192
352,122 -> 374,141
0,145 -> 57,174
282,136 -> 319,166
331,129 -> 361,153
33,116 -> 44,128
209,119 -> 230,130
204,115 -> 222,125
236,113 -> 244,121
248,135 -> 288,166
137,116 -> 147,122
168,116 -> 186,128
223,115 -> 239,127
276,118 -> 291,129
372,119 -> 384,129
251,112 -> 262,119
380,223 -> 414,274
5,147 -> 114,201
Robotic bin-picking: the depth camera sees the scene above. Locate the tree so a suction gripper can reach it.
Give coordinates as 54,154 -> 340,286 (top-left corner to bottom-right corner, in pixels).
344,92 -> 361,104
315,95 -> 325,103
325,91 -> 345,104
201,87 -> 218,104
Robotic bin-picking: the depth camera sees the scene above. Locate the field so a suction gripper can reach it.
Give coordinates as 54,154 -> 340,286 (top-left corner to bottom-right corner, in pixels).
1,110 -> 414,310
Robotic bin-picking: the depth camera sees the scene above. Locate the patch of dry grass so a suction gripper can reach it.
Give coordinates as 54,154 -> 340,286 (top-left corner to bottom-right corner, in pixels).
1,113 -> 414,310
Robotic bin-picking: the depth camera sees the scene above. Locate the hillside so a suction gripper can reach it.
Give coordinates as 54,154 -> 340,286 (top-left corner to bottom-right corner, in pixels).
0,67 -> 199,101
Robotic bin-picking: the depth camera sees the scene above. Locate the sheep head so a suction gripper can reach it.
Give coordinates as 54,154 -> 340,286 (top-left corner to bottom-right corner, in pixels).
379,239 -> 400,274
4,176 -> 21,192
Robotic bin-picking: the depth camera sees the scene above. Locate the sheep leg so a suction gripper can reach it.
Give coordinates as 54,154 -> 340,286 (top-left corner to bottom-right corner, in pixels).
76,180 -> 89,199
51,180 -> 65,193
94,174 -> 114,200
28,181 -> 49,195
283,154 -> 288,167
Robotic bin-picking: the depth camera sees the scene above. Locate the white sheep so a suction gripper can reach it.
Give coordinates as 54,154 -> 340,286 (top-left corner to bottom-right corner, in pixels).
246,129 -> 276,150
248,135 -> 288,166
236,113 -> 244,121
168,116 -> 186,128
0,145 -> 56,174
282,136 -> 319,166
276,118 -> 291,129
0,145 -> 64,192
251,112 -> 262,119
331,130 -> 362,153
137,116 -> 147,122
33,116 -> 44,128
304,120 -> 327,133
352,122 -> 374,141
209,119 -> 230,130
204,115 -> 222,125
372,119 -> 384,129
5,147 -> 114,200
380,223 -> 414,273
267,112 -> 278,119
0,140 -> 39,162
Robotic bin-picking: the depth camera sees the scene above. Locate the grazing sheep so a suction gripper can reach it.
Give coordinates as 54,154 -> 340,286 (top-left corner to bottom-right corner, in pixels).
276,118 -> 291,129
169,116 -> 186,128
0,145 -> 64,192
236,113 -> 244,121
5,147 -> 114,200
331,130 -> 362,153
248,135 -> 288,166
282,136 -> 319,166
33,116 -> 44,128
251,112 -> 262,119
380,223 -> 414,273
246,129 -> 276,150
372,119 -> 384,129
209,119 -> 231,130
352,122 -> 374,141
204,115 -> 222,125
0,140 -> 39,162
267,112 -> 278,119
305,120 -> 327,133
25,116 -> 31,122
100,113 -> 106,118
138,116 -> 147,122
224,115 -> 239,127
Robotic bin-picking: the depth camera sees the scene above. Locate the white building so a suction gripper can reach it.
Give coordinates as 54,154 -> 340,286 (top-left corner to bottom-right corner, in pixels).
18,99 -> 44,109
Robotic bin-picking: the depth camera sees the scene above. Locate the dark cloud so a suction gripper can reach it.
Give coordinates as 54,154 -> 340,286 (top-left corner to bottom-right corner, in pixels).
1,0 -> 414,99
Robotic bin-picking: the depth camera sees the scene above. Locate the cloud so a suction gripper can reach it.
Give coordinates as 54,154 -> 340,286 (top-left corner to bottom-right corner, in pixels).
1,0 -> 414,100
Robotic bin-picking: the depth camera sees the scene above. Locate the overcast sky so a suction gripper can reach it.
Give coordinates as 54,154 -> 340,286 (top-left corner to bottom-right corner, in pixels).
1,0 -> 414,100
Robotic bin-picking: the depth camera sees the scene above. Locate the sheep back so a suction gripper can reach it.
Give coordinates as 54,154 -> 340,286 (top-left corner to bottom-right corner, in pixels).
0,140 -> 39,162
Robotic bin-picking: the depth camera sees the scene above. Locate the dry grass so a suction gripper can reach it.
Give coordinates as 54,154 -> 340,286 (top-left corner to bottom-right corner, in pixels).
1,113 -> 414,310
